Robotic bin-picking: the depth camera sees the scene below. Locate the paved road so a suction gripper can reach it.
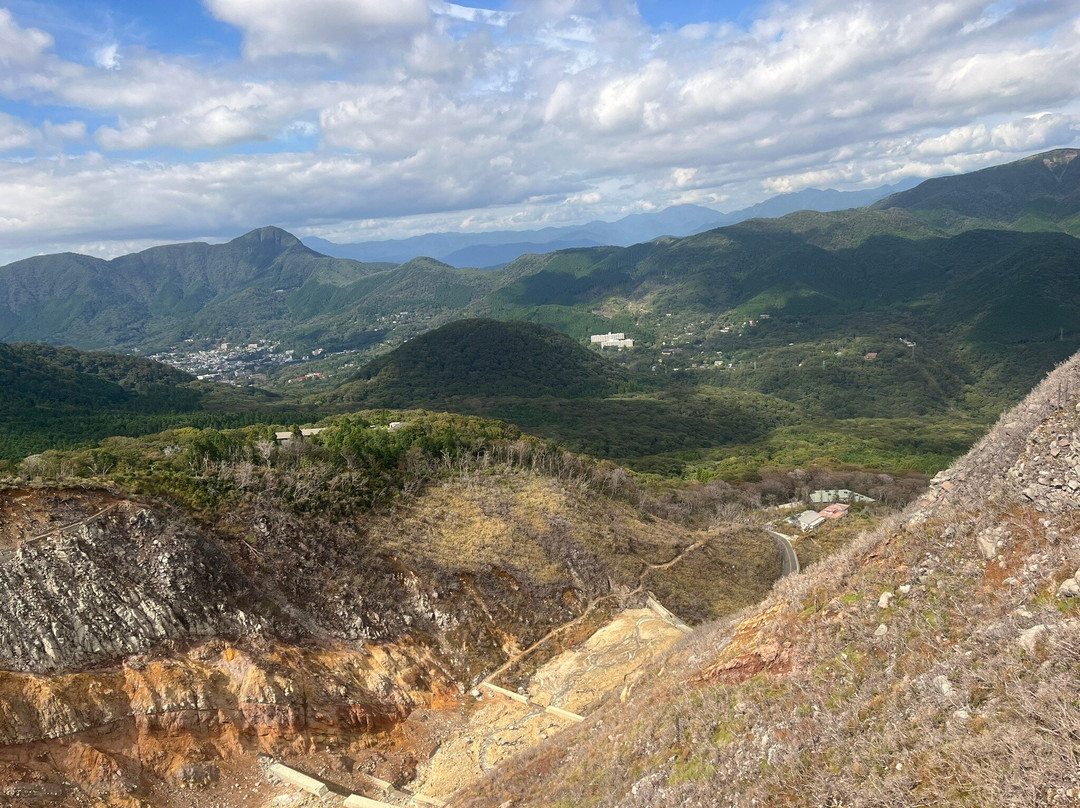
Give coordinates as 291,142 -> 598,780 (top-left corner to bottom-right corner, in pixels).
765,526 -> 800,576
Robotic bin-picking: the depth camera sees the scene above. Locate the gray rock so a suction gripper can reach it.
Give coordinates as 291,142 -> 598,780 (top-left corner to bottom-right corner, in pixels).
934,675 -> 955,697
1019,625 -> 1049,653
1058,578 -> 1080,598
976,531 -> 998,560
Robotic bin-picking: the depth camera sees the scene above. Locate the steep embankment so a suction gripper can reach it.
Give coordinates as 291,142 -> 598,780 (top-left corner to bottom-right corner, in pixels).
456,352 -> 1080,808
0,416 -> 780,806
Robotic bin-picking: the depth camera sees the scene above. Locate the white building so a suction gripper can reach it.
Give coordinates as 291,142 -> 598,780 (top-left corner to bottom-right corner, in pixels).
793,510 -> 826,532
590,332 -> 634,349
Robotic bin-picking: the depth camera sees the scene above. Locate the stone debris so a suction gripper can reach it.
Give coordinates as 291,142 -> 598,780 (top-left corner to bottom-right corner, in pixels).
877,591 -> 894,609
1019,624 -> 1050,653
975,526 -> 1009,560
1058,570 -> 1080,597
933,675 -> 955,698
1007,419 -> 1080,513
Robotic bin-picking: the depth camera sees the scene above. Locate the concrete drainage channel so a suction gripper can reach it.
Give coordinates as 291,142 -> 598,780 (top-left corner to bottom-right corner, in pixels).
479,682 -> 585,722
269,763 -> 447,808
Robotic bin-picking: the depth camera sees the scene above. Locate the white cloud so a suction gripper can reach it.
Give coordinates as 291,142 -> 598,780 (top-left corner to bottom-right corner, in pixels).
204,0 -> 431,59
432,2 -> 515,26
0,9 -> 53,66
990,112 -> 1080,151
0,113 -> 39,150
1,0 -> 1080,258
93,42 -> 121,70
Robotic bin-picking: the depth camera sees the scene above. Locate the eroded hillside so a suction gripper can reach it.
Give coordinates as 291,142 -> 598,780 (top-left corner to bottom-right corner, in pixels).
0,414 -> 784,807
454,354 -> 1080,807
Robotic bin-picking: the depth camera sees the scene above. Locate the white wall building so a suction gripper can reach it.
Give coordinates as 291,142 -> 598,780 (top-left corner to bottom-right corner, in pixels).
590,332 -> 634,349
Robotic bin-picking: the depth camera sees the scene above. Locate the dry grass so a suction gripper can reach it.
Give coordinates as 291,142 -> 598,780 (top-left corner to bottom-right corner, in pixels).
447,351 -> 1080,808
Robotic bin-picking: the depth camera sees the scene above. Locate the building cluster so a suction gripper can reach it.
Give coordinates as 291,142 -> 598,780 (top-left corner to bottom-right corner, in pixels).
590,332 -> 634,349
786,490 -> 875,533
151,341 -> 300,382
150,339 -> 346,384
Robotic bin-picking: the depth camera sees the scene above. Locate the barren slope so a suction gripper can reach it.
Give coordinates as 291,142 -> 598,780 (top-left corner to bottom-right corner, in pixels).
455,351 -> 1080,808
0,428 -> 781,807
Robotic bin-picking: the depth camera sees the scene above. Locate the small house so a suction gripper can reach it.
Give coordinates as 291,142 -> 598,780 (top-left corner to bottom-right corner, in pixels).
819,503 -> 850,520
794,510 -> 825,532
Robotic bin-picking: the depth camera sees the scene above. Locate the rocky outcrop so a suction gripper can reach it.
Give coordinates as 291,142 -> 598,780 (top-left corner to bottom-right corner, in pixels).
0,639 -> 447,747
1007,408 -> 1080,511
0,471 -> 725,805
0,638 -> 452,807
0,499 -> 267,674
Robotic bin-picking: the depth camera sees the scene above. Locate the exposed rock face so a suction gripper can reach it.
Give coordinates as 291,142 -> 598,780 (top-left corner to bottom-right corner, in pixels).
0,472 -> 722,805
0,499 -> 266,674
0,480 -> 659,677
0,640 -> 445,748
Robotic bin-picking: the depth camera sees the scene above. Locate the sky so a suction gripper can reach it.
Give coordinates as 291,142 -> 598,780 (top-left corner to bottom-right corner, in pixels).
1,0 -> 1079,263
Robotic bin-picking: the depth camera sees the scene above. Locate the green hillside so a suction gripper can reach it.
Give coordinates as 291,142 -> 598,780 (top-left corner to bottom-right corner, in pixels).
5,149 -> 1080,480
875,147 -> 1080,234
337,318 -> 629,403
0,342 -> 313,463
0,227 -> 394,351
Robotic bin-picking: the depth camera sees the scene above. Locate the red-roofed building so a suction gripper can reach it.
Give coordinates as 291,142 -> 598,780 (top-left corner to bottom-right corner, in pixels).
819,503 -> 850,520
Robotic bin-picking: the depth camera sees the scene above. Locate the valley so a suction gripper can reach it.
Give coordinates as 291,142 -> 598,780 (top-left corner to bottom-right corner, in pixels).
1,147 -> 1080,807
5,150 -> 1078,481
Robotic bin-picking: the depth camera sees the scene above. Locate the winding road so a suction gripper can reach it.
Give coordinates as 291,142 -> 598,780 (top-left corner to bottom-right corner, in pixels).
765,526 -> 800,576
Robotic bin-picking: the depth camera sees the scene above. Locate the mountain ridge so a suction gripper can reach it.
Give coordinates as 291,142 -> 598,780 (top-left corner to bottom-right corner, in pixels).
304,180 -> 920,267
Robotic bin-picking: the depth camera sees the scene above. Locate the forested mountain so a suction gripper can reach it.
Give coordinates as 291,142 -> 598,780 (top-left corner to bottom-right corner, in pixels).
4,149 -> 1080,475
0,342 -> 306,463
0,227 -> 392,351
4,149 -> 1077,376
338,319 -> 628,404
875,147 -> 1080,234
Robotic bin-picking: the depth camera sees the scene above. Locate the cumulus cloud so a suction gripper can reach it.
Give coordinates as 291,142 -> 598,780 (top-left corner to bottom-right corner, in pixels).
0,0 -> 1079,258
93,42 -> 120,70
0,113 -> 39,150
0,9 -> 53,66
204,0 -> 431,59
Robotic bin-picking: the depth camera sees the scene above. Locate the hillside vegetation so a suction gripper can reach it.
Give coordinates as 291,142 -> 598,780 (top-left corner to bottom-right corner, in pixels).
5,150 -> 1080,483
0,342 -> 313,463
876,147 -> 1080,234
339,318 -> 629,402
452,348 -> 1080,808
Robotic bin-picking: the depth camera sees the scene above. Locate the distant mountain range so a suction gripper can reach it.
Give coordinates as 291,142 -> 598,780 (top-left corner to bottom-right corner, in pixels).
2,148 -> 1079,424
304,180 -> 921,267
4,148 -> 1080,471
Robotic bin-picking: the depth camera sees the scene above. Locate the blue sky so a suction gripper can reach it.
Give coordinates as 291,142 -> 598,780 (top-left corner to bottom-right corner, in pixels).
1,0 -> 1079,261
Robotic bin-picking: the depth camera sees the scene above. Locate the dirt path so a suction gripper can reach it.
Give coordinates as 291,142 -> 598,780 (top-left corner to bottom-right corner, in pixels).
26,503 -> 119,543
485,535 -> 708,687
